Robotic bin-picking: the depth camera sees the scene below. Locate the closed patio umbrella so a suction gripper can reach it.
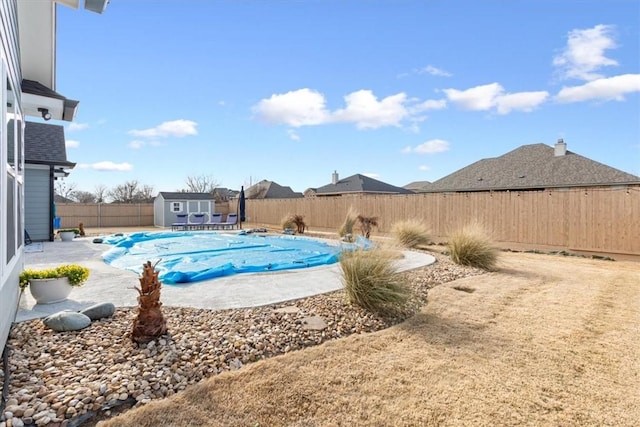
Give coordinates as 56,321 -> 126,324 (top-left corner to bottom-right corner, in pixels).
239,186 -> 246,227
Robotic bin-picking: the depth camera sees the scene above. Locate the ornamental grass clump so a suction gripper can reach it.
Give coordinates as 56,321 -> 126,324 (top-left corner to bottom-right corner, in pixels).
448,223 -> 498,271
391,219 -> 431,248
338,207 -> 358,241
340,249 -> 410,315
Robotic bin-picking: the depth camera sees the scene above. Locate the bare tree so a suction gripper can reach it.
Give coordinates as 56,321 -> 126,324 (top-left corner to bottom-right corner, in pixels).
94,184 -> 108,203
74,190 -> 96,203
183,174 -> 219,193
137,184 -> 155,203
55,181 -> 77,201
109,180 -> 141,203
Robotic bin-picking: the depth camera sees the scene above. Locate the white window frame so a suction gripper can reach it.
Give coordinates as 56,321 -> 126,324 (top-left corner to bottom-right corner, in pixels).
170,202 -> 183,213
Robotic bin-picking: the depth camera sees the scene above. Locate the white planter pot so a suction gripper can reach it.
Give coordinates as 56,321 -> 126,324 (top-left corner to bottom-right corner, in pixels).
28,278 -> 73,304
59,231 -> 76,242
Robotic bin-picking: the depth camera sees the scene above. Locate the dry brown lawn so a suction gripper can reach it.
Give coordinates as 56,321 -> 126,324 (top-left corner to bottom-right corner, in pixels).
98,252 -> 640,427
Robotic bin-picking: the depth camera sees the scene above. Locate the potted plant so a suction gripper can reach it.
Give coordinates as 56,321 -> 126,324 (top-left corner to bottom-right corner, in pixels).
57,228 -> 80,242
19,264 -> 90,304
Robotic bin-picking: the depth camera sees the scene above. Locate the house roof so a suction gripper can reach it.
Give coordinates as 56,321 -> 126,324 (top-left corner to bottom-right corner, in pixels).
426,143 -> 640,192
315,174 -> 414,195
404,180 -> 431,192
245,180 -> 303,199
157,192 -> 215,201
24,121 -> 75,168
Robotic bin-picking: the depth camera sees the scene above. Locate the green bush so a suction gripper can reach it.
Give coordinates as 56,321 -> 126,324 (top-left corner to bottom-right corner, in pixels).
391,219 -> 431,248
448,223 -> 498,271
340,249 -> 410,315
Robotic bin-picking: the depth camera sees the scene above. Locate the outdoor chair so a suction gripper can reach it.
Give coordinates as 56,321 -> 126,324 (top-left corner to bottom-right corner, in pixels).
171,214 -> 188,231
188,213 -> 206,230
204,213 -> 223,230
216,213 -> 238,230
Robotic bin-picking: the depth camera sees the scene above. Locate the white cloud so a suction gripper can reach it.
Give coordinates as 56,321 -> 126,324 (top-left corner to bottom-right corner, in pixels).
252,88 -> 329,127
412,99 -> 447,113
553,24 -> 618,81
129,119 -> 198,138
555,73 -> 640,103
403,139 -> 450,154
496,91 -> 549,114
67,123 -> 88,132
443,83 -> 504,111
78,161 -> 133,172
421,65 -> 452,77
444,83 -> 549,114
128,140 -> 146,149
287,129 -> 301,141
65,139 -> 80,148
418,165 -> 431,171
333,90 -> 409,129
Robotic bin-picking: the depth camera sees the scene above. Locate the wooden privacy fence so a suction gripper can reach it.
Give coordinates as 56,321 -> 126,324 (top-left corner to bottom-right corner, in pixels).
230,186 -> 639,255
56,203 -> 154,228
56,187 -> 639,255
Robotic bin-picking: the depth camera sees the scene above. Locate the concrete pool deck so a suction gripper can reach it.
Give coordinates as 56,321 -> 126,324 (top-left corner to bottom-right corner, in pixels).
16,233 -> 435,322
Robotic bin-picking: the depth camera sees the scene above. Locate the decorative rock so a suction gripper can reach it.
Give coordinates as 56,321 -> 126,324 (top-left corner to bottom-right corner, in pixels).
273,306 -> 300,314
301,316 -> 327,331
80,302 -> 116,321
42,311 -> 91,332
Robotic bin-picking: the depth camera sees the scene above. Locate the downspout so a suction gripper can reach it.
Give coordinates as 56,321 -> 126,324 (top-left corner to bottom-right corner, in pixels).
49,166 -> 55,241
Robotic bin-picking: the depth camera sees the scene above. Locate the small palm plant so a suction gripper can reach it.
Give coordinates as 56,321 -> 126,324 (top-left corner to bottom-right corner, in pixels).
132,261 -> 168,344
356,215 -> 378,239
391,219 -> 431,248
340,249 -> 410,315
448,223 -> 498,271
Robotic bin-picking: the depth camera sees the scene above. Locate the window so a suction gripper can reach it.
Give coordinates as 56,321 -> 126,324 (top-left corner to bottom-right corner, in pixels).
171,202 -> 183,212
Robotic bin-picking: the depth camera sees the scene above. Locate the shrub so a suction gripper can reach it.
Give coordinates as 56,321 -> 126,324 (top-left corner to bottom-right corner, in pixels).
281,214 -> 296,231
19,264 -> 90,290
391,219 -> 431,248
338,207 -> 358,240
340,249 -> 410,315
448,223 -> 498,271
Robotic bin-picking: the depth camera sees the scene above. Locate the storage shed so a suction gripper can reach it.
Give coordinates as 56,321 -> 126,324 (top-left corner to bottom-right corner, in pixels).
154,192 -> 216,228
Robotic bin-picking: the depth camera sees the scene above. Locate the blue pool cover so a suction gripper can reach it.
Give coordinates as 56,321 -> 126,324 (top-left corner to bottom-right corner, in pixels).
101,231 -> 372,284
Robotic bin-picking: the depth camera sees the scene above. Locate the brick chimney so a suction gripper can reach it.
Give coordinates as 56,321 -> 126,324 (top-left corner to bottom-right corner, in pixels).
554,139 -> 567,156
332,170 -> 339,184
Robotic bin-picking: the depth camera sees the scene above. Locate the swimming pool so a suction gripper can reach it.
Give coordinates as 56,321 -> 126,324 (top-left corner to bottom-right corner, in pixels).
101,231 -> 370,284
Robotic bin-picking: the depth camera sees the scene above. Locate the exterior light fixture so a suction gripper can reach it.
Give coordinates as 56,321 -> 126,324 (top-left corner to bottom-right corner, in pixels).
37,108 -> 52,121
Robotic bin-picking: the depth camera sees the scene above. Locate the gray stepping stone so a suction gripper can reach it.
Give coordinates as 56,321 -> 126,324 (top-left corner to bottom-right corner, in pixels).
43,311 -> 91,332
81,302 -> 116,320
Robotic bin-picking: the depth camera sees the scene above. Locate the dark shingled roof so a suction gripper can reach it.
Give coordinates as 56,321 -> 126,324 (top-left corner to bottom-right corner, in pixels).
425,143 -> 640,192
315,174 -> 414,195
245,180 -> 303,199
404,180 -> 431,192
24,121 -> 75,167
157,192 -> 215,200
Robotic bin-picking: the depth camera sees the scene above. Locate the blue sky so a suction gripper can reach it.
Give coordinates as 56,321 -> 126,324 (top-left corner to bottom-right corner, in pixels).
51,0 -> 640,195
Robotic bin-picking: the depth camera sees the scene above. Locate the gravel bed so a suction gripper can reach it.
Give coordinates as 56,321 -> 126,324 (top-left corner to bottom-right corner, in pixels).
1,251 -> 483,427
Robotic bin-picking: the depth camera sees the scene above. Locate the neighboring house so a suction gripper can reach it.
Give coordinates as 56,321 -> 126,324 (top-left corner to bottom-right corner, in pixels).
309,171 -> 414,197
24,121 -> 75,242
0,0 -> 108,352
245,180 -> 303,199
212,187 -> 238,202
404,180 -> 431,193
154,192 -> 216,228
424,140 -> 640,193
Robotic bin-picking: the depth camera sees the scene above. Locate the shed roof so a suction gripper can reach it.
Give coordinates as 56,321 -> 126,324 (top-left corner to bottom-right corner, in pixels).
425,143 -> 640,192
